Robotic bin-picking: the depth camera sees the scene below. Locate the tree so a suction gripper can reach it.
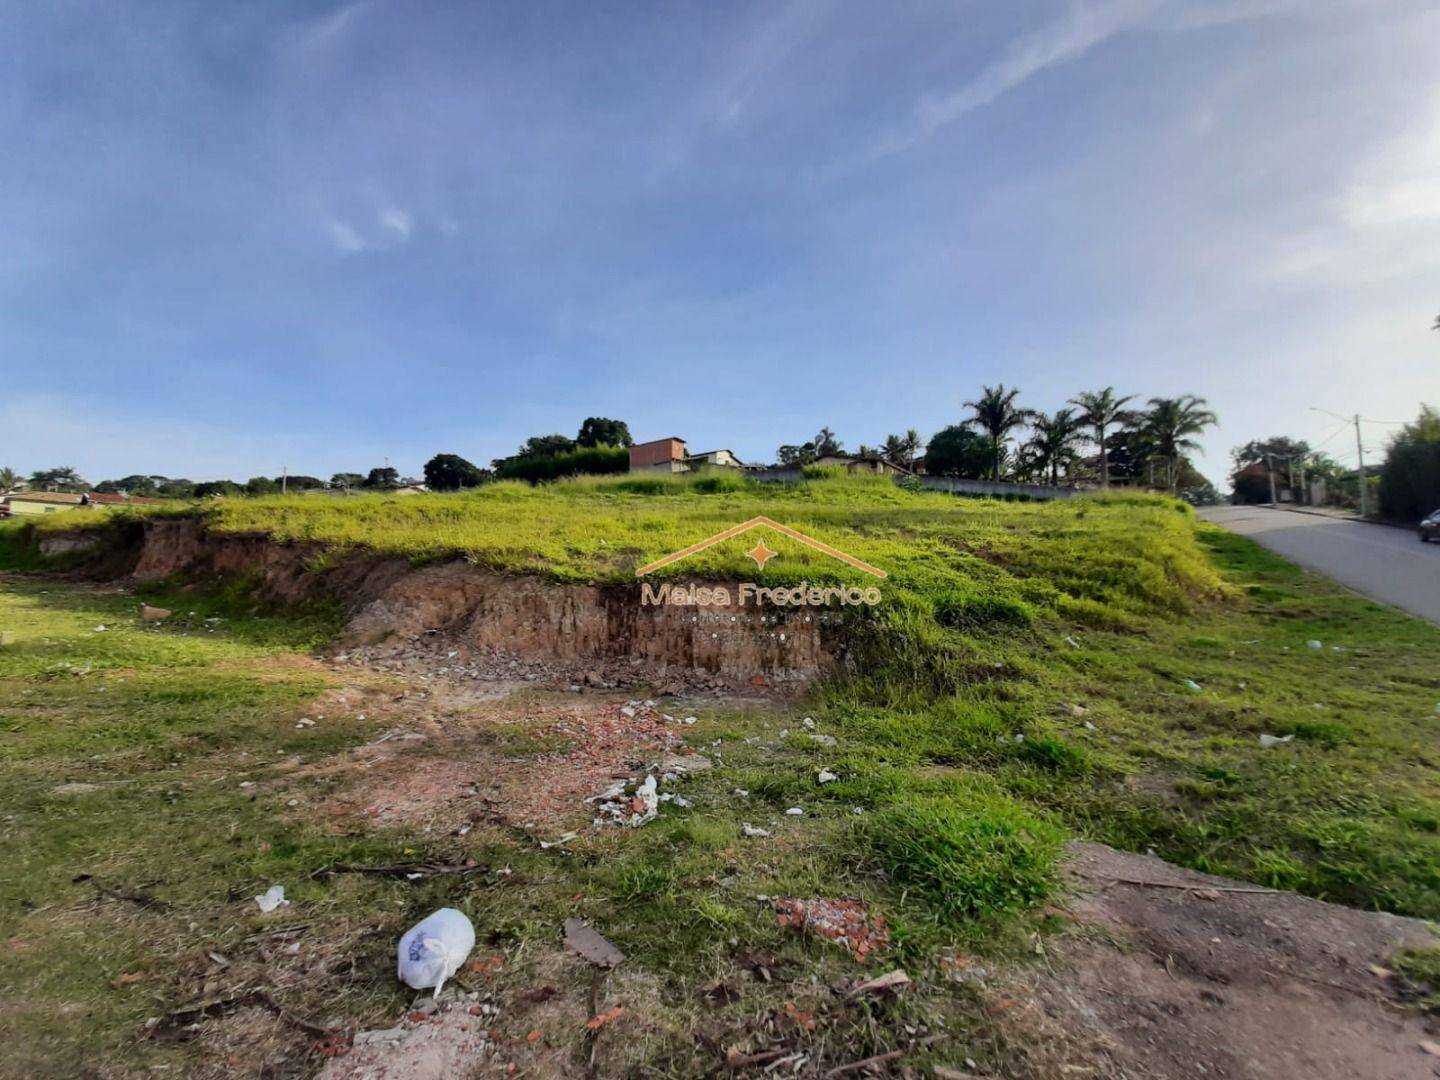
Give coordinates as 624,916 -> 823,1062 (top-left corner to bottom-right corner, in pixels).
0,467 -> 17,492
777,443 -> 817,467
517,434 -> 576,459
902,429 -> 922,469
1229,437 -> 1311,504
1141,395 -> 1219,494
963,384 -> 1033,481
881,434 -> 906,464
29,467 -> 88,492
1026,408 -> 1084,485
424,453 -> 488,491
1101,428 -> 1154,485
576,417 -> 633,448
194,480 -> 242,498
1069,387 -> 1136,489
812,427 -> 843,457
275,475 -> 324,492
1379,405 -> 1440,522
330,472 -> 364,491
244,476 -> 280,496
923,425 -> 993,478
363,466 -> 400,489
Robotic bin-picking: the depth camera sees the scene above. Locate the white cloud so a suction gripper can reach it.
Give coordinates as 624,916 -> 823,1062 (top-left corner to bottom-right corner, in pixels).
323,218 -> 368,253
379,206 -> 413,239
871,0 -> 1159,158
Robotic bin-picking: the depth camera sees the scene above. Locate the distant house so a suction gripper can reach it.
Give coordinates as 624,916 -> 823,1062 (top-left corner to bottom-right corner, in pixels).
684,448 -> 745,469
1,491 -> 87,515
629,437 -> 690,474
812,454 -> 912,476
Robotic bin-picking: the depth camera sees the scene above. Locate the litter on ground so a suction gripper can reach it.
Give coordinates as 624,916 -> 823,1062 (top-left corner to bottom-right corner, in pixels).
1259,733 -> 1295,748
253,885 -> 289,913
397,908 -> 475,997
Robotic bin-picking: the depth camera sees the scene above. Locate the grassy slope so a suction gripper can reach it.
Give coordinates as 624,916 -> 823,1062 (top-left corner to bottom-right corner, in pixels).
3,475 -> 1439,1072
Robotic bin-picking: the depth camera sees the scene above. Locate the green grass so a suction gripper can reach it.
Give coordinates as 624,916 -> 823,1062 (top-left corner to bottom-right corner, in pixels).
3,474 -> 1440,1072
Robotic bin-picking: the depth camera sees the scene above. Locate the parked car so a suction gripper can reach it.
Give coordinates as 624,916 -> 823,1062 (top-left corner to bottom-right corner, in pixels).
1421,510 -> 1440,543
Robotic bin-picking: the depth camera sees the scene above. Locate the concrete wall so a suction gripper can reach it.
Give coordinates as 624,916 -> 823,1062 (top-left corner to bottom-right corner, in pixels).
912,476 -> 1076,500
745,469 -> 1076,501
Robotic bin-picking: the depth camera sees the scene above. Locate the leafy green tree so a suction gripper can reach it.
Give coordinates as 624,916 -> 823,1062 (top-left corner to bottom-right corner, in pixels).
575,418 -> 633,448
963,385 -> 1033,481
1379,405 -> 1440,521
777,443 -> 817,467
194,480 -> 242,498
923,425 -> 993,478
1069,387 -> 1137,489
29,467 -> 88,492
424,453 -> 488,491
244,476 -> 280,496
518,434 -> 576,458
274,475 -> 324,492
0,467 -> 17,492
492,445 -> 627,483
329,472 -> 364,491
1026,408 -> 1084,485
363,466 -> 400,489
1141,395 -> 1219,494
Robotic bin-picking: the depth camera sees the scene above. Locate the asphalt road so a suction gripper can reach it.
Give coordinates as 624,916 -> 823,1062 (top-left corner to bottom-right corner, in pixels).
1199,505 -> 1440,626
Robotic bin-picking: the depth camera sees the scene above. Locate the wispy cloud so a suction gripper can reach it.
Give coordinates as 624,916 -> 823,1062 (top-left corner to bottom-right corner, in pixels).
323,218 -> 368,253
871,0 -> 1158,159
379,206 -> 413,239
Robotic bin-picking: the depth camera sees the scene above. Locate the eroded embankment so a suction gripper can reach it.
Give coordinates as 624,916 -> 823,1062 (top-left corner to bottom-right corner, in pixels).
54,517 -> 847,687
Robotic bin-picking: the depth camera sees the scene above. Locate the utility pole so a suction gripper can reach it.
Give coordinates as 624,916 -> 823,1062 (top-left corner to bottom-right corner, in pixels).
1265,454 -> 1278,506
281,466 -> 288,495
1353,414 -> 1368,518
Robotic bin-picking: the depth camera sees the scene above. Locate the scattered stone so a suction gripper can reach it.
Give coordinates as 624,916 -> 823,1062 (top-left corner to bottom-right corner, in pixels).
817,769 -> 838,784
563,919 -> 625,968
140,605 -> 171,621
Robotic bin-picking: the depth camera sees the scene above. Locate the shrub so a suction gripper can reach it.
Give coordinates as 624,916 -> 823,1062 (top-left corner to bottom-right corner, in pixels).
863,796 -> 1062,922
932,589 -> 1033,629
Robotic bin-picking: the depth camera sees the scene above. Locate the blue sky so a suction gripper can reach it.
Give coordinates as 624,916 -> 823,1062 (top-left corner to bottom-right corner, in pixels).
4,0 -> 1437,485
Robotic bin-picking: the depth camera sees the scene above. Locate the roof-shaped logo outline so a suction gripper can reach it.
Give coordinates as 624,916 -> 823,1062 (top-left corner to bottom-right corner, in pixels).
634,516 -> 886,578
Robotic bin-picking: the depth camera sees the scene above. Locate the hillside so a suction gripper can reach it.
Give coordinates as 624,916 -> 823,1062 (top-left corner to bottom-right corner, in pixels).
2,475 -> 1439,1076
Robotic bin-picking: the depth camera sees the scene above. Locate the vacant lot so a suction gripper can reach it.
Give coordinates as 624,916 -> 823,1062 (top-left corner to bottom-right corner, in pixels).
3,477 -> 1438,1076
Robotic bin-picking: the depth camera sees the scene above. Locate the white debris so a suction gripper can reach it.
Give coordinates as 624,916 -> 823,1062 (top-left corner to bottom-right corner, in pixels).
817,769 -> 839,784
741,823 -> 771,838
784,807 -> 805,816
1083,720 -> 1097,730
93,625 -> 107,633
619,706 -> 637,719
254,885 -> 289,913
539,832 -> 578,849
397,908 -> 475,998
683,716 -> 697,725
1258,733 -> 1295,748
1065,635 -> 1080,648
1069,704 -> 1088,716
801,717 -> 816,730
1307,640 -> 1322,650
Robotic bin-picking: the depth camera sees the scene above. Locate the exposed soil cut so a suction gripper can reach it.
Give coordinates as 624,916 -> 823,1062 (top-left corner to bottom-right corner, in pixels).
83,517 -> 849,688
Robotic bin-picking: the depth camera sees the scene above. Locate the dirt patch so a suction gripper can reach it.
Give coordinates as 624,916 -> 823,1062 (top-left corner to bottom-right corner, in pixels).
1021,841 -> 1440,1080
315,692 -> 697,835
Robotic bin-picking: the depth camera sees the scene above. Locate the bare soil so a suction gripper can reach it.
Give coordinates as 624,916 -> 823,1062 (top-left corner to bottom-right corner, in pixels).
1018,841 -> 1440,1080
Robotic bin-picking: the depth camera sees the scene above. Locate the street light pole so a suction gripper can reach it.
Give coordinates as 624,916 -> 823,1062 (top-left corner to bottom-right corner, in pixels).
1353,414 -> 1368,518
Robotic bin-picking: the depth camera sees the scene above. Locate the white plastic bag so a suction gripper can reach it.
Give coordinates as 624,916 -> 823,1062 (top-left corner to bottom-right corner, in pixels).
397,908 -> 475,997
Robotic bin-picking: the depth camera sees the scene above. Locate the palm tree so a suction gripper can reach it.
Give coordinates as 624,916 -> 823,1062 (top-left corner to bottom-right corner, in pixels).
0,467 -> 17,493
1141,395 -> 1219,493
881,434 -> 906,465
1069,386 -> 1137,489
902,429 -> 922,470
963,384 -> 1034,481
1026,408 -> 1084,485
813,427 -> 843,458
